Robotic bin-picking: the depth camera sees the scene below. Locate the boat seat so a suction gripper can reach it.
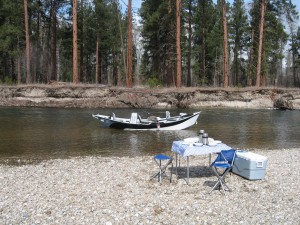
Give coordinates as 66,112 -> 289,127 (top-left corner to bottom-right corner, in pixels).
111,113 -> 116,120
130,113 -> 138,124
166,111 -> 170,119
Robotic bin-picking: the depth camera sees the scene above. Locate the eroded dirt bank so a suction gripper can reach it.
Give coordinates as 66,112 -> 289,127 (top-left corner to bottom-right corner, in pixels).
0,85 -> 300,109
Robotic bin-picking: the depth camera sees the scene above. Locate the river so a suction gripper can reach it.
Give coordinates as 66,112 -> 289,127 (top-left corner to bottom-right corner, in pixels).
0,107 -> 299,164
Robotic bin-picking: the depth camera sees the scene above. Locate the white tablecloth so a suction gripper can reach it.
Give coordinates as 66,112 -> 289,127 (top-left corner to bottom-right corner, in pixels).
171,141 -> 233,157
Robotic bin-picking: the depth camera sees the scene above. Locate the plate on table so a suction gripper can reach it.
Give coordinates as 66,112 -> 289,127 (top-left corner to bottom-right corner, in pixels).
208,138 -> 214,142
208,141 -> 218,146
183,137 -> 199,143
214,140 -> 222,144
193,143 -> 203,147
182,142 -> 190,145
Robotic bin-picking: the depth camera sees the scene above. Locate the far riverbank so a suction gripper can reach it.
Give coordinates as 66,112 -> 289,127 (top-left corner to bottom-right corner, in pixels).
0,85 -> 300,109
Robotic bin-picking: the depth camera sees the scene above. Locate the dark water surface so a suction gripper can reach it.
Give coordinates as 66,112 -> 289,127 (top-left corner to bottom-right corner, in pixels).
0,107 -> 299,163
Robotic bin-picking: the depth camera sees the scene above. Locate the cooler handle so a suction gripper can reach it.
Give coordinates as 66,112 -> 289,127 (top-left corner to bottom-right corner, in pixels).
257,161 -> 263,168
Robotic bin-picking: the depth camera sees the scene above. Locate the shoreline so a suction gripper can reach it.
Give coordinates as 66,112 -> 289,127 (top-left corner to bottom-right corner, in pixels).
1,148 -> 299,224
1,85 -> 300,109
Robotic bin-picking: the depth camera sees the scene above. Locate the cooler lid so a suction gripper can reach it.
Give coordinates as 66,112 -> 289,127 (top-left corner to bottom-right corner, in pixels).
236,151 -> 267,161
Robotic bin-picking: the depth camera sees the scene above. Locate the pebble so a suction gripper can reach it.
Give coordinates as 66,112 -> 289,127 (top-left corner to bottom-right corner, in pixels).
0,149 -> 299,224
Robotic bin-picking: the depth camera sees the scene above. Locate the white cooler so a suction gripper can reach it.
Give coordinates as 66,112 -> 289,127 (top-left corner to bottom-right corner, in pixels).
232,151 -> 267,180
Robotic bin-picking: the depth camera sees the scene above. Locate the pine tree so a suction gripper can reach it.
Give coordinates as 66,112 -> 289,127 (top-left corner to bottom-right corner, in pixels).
229,0 -> 249,87
0,0 -> 23,83
289,27 -> 300,87
284,0 -> 299,87
193,0 -> 218,86
249,0 -> 292,87
140,0 -> 176,86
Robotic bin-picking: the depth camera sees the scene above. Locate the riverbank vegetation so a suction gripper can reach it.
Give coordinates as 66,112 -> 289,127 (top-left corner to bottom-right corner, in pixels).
1,1 -> 300,89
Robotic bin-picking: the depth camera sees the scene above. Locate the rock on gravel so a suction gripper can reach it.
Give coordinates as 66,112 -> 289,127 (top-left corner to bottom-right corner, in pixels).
0,149 -> 299,224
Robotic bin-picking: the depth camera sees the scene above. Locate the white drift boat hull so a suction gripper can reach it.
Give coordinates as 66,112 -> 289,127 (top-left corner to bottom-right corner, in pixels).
92,111 -> 200,130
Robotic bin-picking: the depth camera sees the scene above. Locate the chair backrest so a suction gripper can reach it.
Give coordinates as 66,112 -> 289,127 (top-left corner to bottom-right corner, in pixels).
215,149 -> 236,165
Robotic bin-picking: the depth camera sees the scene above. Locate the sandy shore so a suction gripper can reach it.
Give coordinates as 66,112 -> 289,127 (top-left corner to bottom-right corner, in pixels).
1,148 -> 299,224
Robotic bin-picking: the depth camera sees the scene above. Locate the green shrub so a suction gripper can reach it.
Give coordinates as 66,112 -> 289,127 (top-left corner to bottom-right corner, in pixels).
3,77 -> 16,85
147,77 -> 162,88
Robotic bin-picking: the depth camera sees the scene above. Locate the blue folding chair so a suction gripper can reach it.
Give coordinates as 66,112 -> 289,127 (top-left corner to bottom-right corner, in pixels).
151,154 -> 173,184
210,149 -> 236,195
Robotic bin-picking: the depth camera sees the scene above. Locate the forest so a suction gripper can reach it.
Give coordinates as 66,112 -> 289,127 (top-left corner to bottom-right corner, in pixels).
0,0 -> 300,88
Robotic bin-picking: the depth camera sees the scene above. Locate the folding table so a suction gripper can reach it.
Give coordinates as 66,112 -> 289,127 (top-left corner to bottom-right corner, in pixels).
171,140 -> 232,184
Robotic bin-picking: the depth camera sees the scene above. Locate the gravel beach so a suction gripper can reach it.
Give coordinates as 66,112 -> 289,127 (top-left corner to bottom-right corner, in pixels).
1,148 -> 299,224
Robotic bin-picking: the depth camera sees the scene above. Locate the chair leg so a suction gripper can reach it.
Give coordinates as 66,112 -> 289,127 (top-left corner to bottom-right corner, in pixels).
218,169 -> 231,192
170,162 -> 173,183
210,167 -> 232,194
160,160 -> 172,183
159,160 -> 162,184
151,158 -> 173,184
210,167 -> 222,193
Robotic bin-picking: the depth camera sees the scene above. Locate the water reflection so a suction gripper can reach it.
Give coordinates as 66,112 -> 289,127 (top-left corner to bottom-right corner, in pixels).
0,107 -> 299,163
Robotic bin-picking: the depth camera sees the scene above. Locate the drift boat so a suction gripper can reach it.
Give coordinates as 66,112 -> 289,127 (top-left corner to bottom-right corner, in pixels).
92,111 -> 200,130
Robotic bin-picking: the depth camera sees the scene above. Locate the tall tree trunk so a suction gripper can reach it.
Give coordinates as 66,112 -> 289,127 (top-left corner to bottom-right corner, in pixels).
95,35 -> 99,84
36,0 -> 42,82
127,0 -> 133,88
80,0 -> 84,82
187,0 -> 192,87
256,0 -> 266,87
51,0 -> 57,81
73,0 -> 79,84
24,0 -> 31,83
176,0 -> 181,88
222,0 -> 229,88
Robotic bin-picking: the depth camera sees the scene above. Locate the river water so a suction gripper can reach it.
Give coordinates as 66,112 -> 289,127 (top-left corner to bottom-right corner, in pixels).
0,107 -> 299,164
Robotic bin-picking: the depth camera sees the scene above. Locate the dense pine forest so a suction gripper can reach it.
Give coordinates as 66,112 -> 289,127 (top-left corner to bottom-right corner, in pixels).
0,0 -> 300,88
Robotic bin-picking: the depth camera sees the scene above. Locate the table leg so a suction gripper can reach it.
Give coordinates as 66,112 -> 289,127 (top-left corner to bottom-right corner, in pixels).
175,153 -> 178,176
186,156 -> 190,185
